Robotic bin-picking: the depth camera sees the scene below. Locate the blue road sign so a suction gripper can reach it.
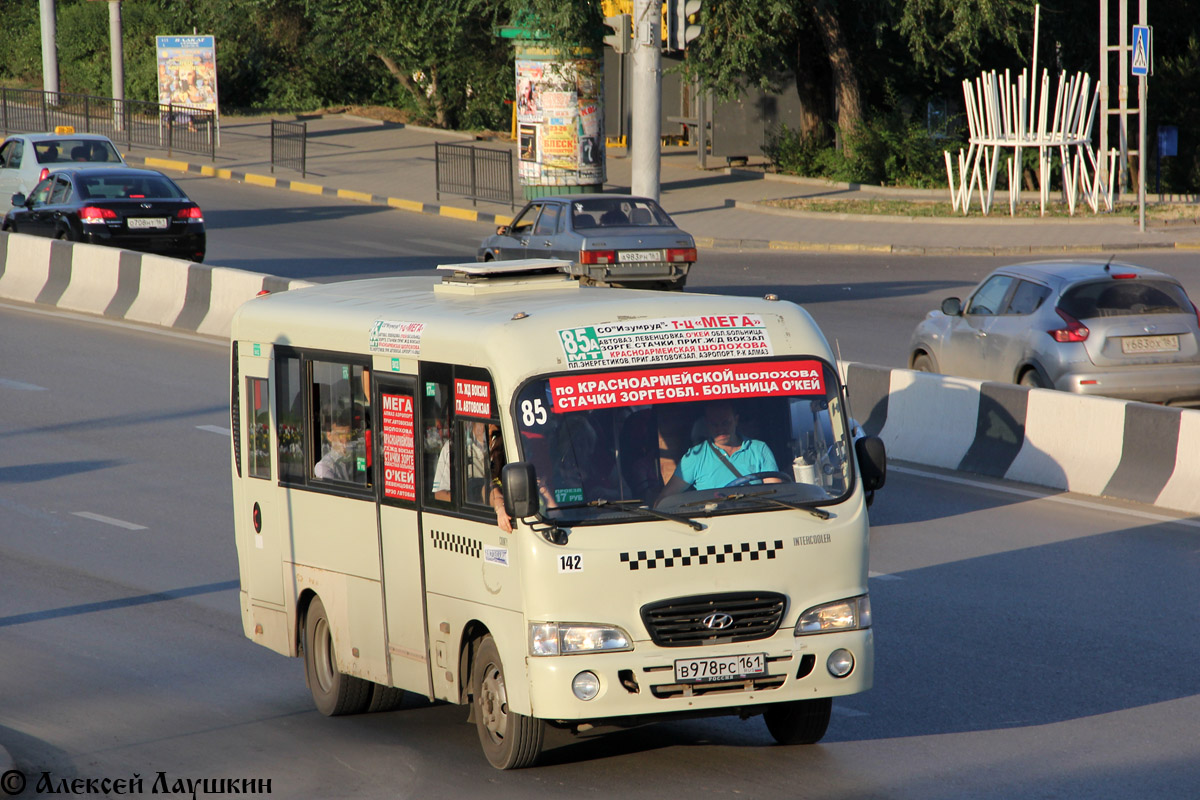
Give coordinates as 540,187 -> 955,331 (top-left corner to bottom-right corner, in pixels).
1132,25 -> 1151,77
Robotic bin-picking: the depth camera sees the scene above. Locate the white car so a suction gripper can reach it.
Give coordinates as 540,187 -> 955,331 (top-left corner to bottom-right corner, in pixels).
0,128 -> 127,205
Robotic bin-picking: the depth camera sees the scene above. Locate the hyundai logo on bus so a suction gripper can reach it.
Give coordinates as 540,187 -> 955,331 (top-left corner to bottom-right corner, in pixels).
702,613 -> 735,630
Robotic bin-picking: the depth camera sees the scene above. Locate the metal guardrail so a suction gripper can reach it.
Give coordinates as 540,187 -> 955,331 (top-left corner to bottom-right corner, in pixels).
435,142 -> 514,208
270,120 -> 307,177
0,87 -> 217,160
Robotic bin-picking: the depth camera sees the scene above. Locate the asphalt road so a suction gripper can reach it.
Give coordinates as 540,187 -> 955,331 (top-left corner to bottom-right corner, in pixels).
175,172 -> 1200,370
2,301 -> 1200,799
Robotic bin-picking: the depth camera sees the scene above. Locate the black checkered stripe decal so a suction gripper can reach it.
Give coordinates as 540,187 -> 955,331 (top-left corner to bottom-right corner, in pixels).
430,530 -> 481,559
620,540 -> 785,570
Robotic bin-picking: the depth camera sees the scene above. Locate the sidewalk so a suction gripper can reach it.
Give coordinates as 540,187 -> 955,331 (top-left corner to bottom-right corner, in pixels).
128,113 -> 1200,256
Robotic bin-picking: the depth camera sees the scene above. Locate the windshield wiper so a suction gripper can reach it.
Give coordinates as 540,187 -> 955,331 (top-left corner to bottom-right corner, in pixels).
553,499 -> 704,531
682,489 -> 832,520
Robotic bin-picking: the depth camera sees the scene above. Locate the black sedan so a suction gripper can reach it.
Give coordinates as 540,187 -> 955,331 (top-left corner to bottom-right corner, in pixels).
2,167 -> 206,262
477,194 -> 696,289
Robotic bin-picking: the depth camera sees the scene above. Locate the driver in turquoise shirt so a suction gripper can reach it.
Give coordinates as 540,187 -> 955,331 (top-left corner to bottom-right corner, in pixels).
658,401 -> 781,498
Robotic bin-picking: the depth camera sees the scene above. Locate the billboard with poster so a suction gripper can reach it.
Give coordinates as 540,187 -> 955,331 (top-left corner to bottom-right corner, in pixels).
514,53 -> 605,187
156,35 -> 219,114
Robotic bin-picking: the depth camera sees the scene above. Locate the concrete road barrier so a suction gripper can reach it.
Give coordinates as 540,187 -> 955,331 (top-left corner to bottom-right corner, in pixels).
0,231 -> 312,336
845,362 -> 1200,517
3,229 -> 1195,517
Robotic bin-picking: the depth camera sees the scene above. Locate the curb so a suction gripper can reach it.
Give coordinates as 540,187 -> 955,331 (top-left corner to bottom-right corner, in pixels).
135,156 -> 517,228
696,233 -> 1184,256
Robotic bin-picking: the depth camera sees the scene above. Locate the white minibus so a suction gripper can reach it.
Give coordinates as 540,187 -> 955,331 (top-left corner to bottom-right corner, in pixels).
229,260 -> 886,768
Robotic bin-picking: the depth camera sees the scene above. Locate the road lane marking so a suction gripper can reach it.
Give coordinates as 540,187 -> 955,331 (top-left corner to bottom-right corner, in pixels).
892,465 -> 1200,531
869,571 -> 902,581
0,378 -> 48,391
834,705 -> 868,717
196,425 -> 231,436
72,512 -> 147,531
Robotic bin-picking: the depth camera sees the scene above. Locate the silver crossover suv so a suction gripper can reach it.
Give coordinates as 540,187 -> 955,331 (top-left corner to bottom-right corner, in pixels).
909,260 -> 1200,405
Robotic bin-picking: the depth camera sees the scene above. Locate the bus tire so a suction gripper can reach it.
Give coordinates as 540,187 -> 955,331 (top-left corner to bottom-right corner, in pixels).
471,634 -> 544,769
763,697 -> 832,745
367,683 -> 406,713
303,596 -> 371,716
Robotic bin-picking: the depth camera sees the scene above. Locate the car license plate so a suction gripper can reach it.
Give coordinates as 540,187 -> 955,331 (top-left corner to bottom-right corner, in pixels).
127,217 -> 168,230
674,653 -> 766,684
620,250 -> 663,262
1121,334 -> 1179,354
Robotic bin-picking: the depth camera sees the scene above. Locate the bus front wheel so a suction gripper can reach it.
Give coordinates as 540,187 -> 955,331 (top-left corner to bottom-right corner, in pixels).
763,697 -> 832,745
303,596 -> 372,716
471,634 -> 544,769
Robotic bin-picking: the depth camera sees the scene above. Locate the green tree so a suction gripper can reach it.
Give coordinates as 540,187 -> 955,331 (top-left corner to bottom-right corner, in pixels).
685,0 -> 1032,146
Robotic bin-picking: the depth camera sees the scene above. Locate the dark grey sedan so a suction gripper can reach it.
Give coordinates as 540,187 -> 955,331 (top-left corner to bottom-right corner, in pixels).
477,194 -> 696,289
908,260 -> 1200,405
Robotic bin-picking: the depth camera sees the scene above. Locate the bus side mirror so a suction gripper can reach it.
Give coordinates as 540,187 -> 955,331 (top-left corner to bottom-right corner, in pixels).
502,462 -> 537,519
855,436 -> 886,493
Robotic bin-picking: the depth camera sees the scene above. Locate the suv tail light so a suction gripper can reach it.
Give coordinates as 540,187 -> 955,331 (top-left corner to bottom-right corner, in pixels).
666,247 -> 697,263
580,249 -> 616,265
1048,307 -> 1089,342
39,168 -> 50,181
176,206 -> 204,222
79,206 -> 118,223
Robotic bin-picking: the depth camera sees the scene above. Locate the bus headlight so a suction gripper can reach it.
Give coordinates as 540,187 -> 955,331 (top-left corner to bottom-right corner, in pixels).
794,595 -> 871,635
530,623 -> 633,656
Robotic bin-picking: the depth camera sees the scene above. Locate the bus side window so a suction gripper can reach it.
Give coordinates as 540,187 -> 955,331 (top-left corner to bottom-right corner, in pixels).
276,355 -> 304,483
246,377 -> 271,480
422,374 -> 452,504
311,360 -> 371,487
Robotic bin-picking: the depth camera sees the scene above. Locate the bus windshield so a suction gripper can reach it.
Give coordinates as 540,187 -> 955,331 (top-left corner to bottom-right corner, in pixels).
513,358 -> 854,524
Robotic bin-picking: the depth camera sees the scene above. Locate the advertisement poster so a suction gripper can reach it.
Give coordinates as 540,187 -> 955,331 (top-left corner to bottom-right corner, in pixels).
381,393 -> 416,501
514,56 -> 604,186
557,316 -> 775,370
369,320 -> 425,356
454,379 -> 492,418
548,361 -> 826,412
156,35 -> 219,113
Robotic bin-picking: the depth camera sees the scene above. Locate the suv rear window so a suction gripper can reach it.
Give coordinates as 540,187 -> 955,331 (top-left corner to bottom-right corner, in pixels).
1058,279 -> 1192,319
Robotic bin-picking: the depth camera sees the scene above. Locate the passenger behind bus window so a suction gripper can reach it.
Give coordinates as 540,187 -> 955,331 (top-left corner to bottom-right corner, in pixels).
658,400 -> 781,499
431,420 -> 512,532
619,410 -> 688,501
314,406 -> 356,481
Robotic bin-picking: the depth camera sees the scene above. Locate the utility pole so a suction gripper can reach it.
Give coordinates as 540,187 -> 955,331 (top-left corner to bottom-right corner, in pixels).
39,0 -> 59,97
630,0 -> 661,201
108,0 -> 125,130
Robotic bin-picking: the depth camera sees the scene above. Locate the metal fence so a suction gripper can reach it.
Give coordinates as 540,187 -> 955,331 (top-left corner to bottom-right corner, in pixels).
435,142 -> 514,208
270,120 -> 307,177
0,88 -> 217,160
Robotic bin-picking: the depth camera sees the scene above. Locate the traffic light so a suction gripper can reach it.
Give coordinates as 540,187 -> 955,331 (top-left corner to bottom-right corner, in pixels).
603,13 -> 632,54
666,0 -> 703,51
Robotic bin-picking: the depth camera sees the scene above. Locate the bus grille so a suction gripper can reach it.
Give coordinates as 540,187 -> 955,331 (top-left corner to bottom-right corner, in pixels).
640,591 -> 786,647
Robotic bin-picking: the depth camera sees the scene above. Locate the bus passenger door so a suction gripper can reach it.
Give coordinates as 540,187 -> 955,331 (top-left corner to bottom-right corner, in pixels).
235,349 -> 285,609
374,377 -> 432,697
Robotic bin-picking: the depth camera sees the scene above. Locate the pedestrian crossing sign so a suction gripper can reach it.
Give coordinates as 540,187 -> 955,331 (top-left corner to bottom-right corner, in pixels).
1132,25 -> 1151,77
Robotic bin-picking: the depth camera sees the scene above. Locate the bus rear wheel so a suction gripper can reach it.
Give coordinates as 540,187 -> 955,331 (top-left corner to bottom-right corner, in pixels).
303,596 -> 372,716
763,697 -> 832,745
471,634 -> 544,769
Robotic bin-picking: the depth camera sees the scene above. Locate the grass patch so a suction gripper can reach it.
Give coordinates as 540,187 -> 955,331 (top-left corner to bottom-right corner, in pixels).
762,196 -> 1200,221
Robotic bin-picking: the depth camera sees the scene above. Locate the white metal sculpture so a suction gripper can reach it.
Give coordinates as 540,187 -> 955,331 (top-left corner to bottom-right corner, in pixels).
944,7 -> 1117,217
